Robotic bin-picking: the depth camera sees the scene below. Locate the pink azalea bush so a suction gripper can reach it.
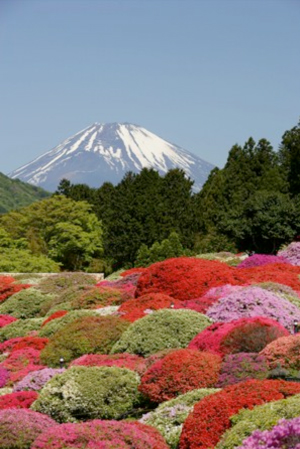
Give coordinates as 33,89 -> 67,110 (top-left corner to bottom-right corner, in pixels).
278,242 -> 300,266
0,390 -> 38,409
260,333 -> 300,374
206,286 -> 300,331
0,368 -> 9,388
13,368 -> 65,392
0,408 -> 56,449
31,420 -> 169,449
238,254 -> 289,269
0,314 -> 17,328
217,353 -> 269,387
238,417 -> 300,449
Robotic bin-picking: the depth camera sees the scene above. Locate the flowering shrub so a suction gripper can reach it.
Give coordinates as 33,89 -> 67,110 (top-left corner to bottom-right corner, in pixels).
260,334 -> 300,374
0,391 -> 38,409
135,257 -> 247,301
71,286 -> 129,310
0,408 -> 56,448
121,267 -> 146,277
32,366 -> 142,422
140,388 -> 220,449
0,314 -> 17,328
189,317 -> 288,356
206,286 -> 300,331
238,254 -> 289,269
0,275 -> 30,303
218,394 -> 300,449
41,311 -> 68,327
13,368 -> 64,391
70,353 -> 145,374
111,309 -> 211,357
118,293 -> 180,322
0,336 -> 49,354
31,419 -> 169,449
0,368 -> 9,388
239,263 -> 300,292
257,282 -> 300,309
278,242 -> 300,266
217,353 -> 269,387
237,417 -> 300,449
1,347 -> 45,383
0,318 -> 43,342
0,288 -> 53,319
37,272 -> 97,295
139,349 -> 221,402
39,310 -> 97,338
40,284 -> 94,316
0,387 -> 12,396
41,315 -> 129,366
179,380 -> 300,449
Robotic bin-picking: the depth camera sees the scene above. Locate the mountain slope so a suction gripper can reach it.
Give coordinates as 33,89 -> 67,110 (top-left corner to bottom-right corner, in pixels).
9,123 -> 214,192
0,172 -> 50,214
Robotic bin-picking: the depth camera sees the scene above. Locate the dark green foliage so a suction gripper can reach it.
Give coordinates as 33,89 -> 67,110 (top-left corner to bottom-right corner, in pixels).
279,121 -> 300,197
0,288 -> 54,319
0,172 -> 50,214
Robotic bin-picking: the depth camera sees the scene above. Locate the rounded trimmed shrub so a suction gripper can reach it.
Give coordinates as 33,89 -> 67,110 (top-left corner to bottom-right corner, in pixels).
257,282 -> 300,309
0,318 -> 43,342
0,314 -> 17,328
40,284 -> 94,316
71,286 -> 130,310
40,315 -> 129,366
260,334 -> 300,374
0,288 -> 54,319
239,263 -> 300,292
111,309 -> 211,357
278,242 -> 300,266
217,353 -> 269,387
31,366 -> 142,422
1,347 -> 45,384
37,273 -> 97,296
189,317 -> 289,356
39,310 -> 98,338
140,388 -> 221,449
118,293 -> 180,322
0,275 -> 30,303
139,349 -> 221,402
41,310 -> 68,327
0,408 -> 56,449
206,286 -> 300,331
31,419 -> 169,449
238,254 -> 289,269
13,368 -> 64,392
0,336 -> 49,354
0,391 -> 38,409
70,353 -> 145,374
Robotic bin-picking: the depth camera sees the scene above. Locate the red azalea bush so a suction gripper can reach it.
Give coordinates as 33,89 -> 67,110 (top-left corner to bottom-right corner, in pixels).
1,347 -> 45,383
135,258 -> 247,301
118,293 -> 180,322
31,419 -> 170,449
260,333 -> 300,373
121,267 -> 146,277
188,317 -> 289,356
139,349 -> 221,403
179,379 -> 300,449
0,408 -> 56,449
0,391 -> 38,409
0,276 -> 30,303
0,337 -> 49,354
239,263 -> 300,292
0,314 -> 17,328
70,353 -> 146,374
42,311 -> 68,327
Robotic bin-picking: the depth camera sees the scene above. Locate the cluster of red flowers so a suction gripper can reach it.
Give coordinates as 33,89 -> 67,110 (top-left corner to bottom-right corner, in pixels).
188,317 -> 289,356
118,293 -> 180,322
70,353 -> 146,374
0,276 -> 30,303
1,347 -> 45,383
139,349 -> 221,402
0,314 -> 17,328
0,391 -> 38,410
180,379 -> 300,449
41,310 -> 68,327
0,336 -> 49,354
240,263 -> 300,292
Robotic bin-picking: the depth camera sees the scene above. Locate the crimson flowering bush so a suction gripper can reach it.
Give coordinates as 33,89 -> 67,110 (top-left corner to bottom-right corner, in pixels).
278,242 -> 300,266
238,417 -> 300,449
70,353 -> 145,374
42,311 -> 68,327
13,368 -> 64,392
260,334 -> 300,374
238,254 -> 289,269
118,293 -> 180,322
0,408 -> 56,449
1,347 -> 45,384
239,263 -> 300,292
0,337 -> 49,354
0,391 -> 38,409
189,317 -> 288,356
31,420 -> 169,449
121,267 -> 146,277
179,379 -> 300,449
0,314 -> 17,328
139,349 -> 221,402
0,276 -> 30,303
217,353 -> 269,387
206,286 -> 300,331
135,257 -> 247,301
0,368 -> 9,388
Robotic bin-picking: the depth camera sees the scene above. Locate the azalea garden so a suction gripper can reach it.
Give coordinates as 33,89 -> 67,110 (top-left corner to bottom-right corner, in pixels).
2,244 -> 300,448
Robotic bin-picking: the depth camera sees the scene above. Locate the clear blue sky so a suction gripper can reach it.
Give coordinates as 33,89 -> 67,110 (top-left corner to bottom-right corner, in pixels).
1,0 -> 299,174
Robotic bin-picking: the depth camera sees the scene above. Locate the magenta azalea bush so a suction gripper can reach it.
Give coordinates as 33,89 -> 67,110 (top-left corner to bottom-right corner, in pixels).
206,286 -> 300,331
0,368 -> 9,388
217,353 -> 269,387
0,408 -> 56,449
31,420 -> 169,449
13,368 -> 65,392
278,242 -> 300,266
238,417 -> 300,449
238,254 -> 289,269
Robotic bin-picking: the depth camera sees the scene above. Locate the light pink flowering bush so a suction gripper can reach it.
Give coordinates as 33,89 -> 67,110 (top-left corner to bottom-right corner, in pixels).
278,242 -> 300,266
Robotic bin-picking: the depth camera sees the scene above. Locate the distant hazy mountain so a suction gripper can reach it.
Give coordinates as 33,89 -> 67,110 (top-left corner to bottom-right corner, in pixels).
9,123 -> 214,192
0,172 -> 50,214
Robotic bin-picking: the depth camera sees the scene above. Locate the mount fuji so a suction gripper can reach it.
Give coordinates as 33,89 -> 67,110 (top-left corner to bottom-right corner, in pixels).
9,123 -> 214,192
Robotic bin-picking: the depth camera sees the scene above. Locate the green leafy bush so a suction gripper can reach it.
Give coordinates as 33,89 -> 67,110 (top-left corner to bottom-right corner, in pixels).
39,310 -> 97,338
31,366 -> 142,422
217,394 -> 300,449
0,318 -> 43,342
37,273 -> 97,296
40,315 -> 129,366
0,288 -> 54,319
140,388 -> 220,448
111,309 -> 211,357
40,284 -> 94,316
71,286 -> 126,309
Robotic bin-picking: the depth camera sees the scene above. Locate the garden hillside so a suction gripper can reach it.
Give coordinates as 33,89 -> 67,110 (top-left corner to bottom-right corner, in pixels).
2,250 -> 300,447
